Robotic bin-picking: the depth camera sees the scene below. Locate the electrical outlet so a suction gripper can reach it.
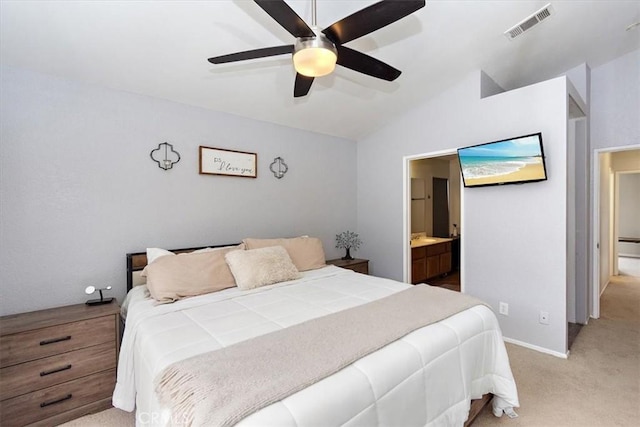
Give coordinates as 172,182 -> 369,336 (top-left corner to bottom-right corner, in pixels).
499,302 -> 509,316
539,311 -> 550,325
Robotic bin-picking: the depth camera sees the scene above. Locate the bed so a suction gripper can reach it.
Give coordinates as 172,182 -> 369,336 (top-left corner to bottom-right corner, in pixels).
113,240 -> 519,426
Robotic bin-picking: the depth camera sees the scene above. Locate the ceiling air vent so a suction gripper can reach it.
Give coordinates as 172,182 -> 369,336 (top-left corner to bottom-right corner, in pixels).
504,3 -> 554,40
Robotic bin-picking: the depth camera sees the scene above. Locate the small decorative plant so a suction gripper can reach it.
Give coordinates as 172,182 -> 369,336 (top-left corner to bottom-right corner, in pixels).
335,231 -> 362,260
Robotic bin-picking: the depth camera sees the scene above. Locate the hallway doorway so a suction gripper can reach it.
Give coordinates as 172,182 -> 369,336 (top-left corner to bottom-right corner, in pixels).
592,146 -> 640,319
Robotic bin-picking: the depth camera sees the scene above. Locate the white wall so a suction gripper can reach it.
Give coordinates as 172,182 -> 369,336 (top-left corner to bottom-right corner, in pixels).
567,119 -> 576,323
357,71 -> 569,355
449,158 -> 461,237
564,63 -> 590,112
573,117 -> 589,324
564,64 -> 591,324
0,66 -> 357,315
618,173 -> 640,257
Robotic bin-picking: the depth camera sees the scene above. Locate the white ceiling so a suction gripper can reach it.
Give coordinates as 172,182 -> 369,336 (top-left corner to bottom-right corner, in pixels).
1,0 -> 639,140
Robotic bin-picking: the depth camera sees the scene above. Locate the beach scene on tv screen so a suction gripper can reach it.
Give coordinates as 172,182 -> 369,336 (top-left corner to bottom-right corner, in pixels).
459,135 -> 546,186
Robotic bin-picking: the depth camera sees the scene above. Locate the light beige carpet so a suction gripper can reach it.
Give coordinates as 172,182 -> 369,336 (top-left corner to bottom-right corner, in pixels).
61,275 -> 639,426
475,274 -> 640,426
59,407 -> 134,426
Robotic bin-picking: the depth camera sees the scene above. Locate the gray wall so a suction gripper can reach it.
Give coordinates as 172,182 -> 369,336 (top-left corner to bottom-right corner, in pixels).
357,71 -> 569,355
591,49 -> 640,150
0,66 -> 357,315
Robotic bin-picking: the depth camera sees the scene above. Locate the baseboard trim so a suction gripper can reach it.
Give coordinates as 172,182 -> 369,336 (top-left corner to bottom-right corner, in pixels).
503,337 -> 568,359
601,279 -> 610,296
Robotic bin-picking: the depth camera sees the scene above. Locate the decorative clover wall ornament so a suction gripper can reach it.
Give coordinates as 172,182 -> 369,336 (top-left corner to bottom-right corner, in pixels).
150,142 -> 181,170
269,157 -> 288,179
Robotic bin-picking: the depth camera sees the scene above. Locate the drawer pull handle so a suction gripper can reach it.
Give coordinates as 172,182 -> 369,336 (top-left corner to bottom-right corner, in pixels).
40,393 -> 72,408
39,336 -> 71,346
40,364 -> 72,376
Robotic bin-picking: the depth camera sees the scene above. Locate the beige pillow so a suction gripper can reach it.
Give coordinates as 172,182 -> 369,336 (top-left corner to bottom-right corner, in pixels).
141,245 -> 244,278
242,236 -> 326,271
145,246 -> 241,303
225,246 -> 301,290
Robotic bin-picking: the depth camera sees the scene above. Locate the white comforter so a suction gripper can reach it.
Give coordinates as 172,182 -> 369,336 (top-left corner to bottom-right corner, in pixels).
114,266 -> 518,426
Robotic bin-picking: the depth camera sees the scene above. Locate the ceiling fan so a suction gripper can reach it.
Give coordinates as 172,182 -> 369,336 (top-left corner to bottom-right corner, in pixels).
208,0 -> 426,97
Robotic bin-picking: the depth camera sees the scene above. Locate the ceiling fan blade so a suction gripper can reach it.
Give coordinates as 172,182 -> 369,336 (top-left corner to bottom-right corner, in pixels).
254,0 -> 315,38
208,45 -> 294,64
336,45 -> 401,81
294,73 -> 314,97
323,0 -> 425,44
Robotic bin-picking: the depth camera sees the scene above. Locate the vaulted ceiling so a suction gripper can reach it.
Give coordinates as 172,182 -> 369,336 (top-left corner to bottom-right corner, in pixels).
1,1 -> 639,140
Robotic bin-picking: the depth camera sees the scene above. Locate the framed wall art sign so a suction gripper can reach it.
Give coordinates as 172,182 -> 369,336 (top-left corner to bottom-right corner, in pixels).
199,146 -> 257,178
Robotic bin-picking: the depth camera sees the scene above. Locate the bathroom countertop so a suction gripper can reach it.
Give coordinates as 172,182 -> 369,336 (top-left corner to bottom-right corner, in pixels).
410,236 -> 453,249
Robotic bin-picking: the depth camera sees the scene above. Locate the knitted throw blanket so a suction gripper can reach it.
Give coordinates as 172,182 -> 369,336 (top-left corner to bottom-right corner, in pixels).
155,285 -> 484,427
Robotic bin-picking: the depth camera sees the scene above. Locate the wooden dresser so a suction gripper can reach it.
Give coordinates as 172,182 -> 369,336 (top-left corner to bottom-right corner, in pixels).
0,301 -> 120,426
326,258 -> 369,275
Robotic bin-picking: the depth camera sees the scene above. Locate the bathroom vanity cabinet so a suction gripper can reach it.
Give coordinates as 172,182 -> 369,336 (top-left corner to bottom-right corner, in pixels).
411,240 -> 452,284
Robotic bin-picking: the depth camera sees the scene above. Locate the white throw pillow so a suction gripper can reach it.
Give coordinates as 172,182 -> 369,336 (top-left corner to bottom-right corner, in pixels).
146,248 -> 174,265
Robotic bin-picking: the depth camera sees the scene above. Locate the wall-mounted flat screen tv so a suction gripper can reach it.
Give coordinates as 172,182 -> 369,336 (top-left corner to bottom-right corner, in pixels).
457,132 -> 547,188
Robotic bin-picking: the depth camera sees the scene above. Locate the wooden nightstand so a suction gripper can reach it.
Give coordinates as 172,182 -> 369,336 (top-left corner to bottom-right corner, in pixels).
327,258 -> 369,275
0,300 -> 120,426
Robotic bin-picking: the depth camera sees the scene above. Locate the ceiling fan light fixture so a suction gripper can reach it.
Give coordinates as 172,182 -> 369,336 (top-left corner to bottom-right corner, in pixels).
293,35 -> 337,77
208,0 -> 426,97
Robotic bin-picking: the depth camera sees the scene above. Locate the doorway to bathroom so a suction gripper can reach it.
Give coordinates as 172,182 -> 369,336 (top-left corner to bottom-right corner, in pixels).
404,150 -> 462,291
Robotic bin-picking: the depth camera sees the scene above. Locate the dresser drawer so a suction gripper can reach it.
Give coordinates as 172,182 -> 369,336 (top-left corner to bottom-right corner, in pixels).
0,368 -> 116,427
0,342 -> 116,401
0,315 -> 116,368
